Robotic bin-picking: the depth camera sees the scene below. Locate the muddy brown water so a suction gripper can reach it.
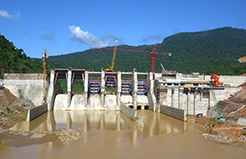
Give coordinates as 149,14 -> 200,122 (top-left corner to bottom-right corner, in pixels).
0,110 -> 246,159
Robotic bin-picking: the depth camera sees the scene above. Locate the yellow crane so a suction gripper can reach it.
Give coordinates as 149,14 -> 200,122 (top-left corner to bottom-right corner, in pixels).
105,38 -> 118,72
42,49 -> 48,104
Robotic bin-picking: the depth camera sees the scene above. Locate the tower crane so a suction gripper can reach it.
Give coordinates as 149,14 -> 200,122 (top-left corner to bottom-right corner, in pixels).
42,49 -> 48,104
96,44 -> 171,78
105,38 -> 118,72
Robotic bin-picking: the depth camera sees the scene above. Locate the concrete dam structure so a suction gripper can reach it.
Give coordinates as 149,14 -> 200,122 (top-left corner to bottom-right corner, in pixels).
46,68 -> 151,112
3,69 -> 246,122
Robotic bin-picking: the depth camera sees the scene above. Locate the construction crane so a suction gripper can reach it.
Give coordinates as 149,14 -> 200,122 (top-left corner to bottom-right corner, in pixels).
158,59 -> 166,73
96,44 -> 171,78
105,38 -> 118,72
42,49 -> 48,104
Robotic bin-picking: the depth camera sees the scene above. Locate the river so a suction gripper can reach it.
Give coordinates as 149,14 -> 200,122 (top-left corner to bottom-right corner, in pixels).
0,110 -> 245,159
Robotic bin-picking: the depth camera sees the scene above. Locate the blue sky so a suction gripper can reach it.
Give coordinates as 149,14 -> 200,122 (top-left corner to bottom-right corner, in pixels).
1,0 -> 246,58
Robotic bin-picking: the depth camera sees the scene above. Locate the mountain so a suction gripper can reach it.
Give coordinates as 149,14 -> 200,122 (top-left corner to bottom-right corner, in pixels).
47,27 -> 246,74
0,35 -> 43,78
158,27 -> 246,73
1,27 -> 246,77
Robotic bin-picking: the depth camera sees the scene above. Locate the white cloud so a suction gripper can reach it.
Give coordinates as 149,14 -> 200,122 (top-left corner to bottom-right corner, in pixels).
0,10 -> 20,20
68,26 -> 109,47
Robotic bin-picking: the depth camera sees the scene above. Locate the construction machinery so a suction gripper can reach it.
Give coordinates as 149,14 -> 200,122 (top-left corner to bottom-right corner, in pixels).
42,49 -> 48,104
158,59 -> 166,73
211,74 -> 220,87
96,44 -> 171,78
105,38 -> 118,72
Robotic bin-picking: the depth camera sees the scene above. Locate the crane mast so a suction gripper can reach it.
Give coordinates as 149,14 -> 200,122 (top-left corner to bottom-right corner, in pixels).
42,49 -> 48,104
105,38 -> 118,72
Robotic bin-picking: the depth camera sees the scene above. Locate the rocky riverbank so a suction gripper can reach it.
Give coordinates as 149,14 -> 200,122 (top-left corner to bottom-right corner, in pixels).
187,115 -> 246,144
0,128 -> 83,145
0,88 -> 84,145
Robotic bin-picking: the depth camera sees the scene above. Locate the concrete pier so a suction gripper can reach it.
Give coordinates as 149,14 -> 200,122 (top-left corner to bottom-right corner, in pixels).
67,69 -> 72,109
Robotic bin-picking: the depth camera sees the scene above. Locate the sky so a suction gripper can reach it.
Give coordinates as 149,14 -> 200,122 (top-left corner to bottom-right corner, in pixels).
1,0 -> 246,58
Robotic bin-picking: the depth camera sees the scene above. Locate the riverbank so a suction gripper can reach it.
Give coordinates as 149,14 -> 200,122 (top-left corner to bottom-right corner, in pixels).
0,88 -> 35,129
187,115 -> 246,144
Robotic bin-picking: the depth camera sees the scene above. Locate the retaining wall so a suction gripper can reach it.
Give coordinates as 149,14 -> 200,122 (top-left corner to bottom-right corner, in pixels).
120,104 -> 144,127
26,103 -> 47,121
160,105 -> 186,121
4,73 -> 46,106
201,75 -> 246,87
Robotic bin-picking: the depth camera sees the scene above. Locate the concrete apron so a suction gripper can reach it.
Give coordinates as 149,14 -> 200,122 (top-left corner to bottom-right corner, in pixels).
51,94 -> 144,127
53,94 -> 120,111
53,94 -> 149,111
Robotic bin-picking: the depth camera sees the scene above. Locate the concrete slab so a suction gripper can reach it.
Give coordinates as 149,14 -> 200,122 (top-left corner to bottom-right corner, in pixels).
88,94 -> 102,110
104,95 -> 118,110
70,94 -> 86,110
54,94 -> 67,110
121,95 -> 132,105
137,95 -> 148,105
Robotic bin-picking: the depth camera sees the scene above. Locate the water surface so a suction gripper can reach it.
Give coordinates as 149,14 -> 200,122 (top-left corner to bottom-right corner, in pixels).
0,110 -> 245,159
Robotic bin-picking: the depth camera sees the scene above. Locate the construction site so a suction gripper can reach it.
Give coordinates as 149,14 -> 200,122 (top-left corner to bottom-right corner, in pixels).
1,40 -> 246,158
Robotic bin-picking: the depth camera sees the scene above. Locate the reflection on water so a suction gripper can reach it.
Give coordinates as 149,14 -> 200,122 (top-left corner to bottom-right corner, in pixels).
9,110 -> 196,146
10,111 -> 140,133
10,110 -> 191,136
1,110 -> 245,159
2,110 -> 198,158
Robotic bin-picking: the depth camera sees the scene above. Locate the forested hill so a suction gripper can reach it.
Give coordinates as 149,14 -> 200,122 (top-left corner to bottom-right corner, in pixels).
158,27 -> 246,73
47,27 -> 246,74
0,35 -> 42,78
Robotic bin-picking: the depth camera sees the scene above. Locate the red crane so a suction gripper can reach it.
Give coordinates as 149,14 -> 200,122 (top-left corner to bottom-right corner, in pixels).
95,45 -> 171,78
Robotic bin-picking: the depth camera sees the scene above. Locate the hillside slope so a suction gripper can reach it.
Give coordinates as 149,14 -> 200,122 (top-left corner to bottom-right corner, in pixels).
0,35 -> 43,78
45,27 -> 246,73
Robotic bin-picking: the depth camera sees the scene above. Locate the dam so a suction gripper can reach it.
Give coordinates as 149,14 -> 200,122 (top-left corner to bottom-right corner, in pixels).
3,68 -> 245,123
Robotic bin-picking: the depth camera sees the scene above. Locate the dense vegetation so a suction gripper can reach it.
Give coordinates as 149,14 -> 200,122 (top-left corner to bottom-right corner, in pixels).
1,27 -> 246,80
46,27 -> 246,74
159,27 -> 246,73
203,63 -> 246,75
0,34 -> 43,78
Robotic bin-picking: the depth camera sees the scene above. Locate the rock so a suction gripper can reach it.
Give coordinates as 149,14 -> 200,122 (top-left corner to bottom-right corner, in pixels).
204,133 -> 236,143
0,122 -> 5,126
239,135 -> 246,143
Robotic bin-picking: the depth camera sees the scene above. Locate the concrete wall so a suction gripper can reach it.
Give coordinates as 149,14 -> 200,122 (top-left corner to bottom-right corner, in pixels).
26,103 -> 48,121
159,86 -> 209,115
147,72 -> 158,112
201,75 -> 246,87
160,105 -> 186,121
47,70 -> 55,111
157,84 -> 241,116
70,94 -> 86,110
120,104 -> 143,127
88,94 -> 102,110
104,95 -> 118,110
53,94 -> 67,110
4,73 -> 45,106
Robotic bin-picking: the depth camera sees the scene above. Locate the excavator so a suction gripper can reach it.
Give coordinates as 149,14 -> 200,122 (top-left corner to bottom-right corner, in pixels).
105,38 -> 118,72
